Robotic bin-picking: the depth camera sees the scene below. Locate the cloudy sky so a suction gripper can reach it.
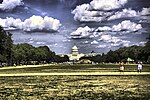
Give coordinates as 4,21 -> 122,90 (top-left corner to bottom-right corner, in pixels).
0,0 -> 150,54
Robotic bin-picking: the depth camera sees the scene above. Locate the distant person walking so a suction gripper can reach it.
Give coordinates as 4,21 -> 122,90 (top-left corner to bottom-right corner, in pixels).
138,62 -> 142,73
120,62 -> 125,73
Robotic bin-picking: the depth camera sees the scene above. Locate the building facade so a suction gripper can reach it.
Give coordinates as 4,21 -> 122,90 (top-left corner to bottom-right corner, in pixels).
67,45 -> 100,61
67,45 -> 84,61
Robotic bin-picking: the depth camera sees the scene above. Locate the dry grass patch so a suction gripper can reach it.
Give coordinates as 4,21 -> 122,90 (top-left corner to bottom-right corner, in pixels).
0,75 -> 149,99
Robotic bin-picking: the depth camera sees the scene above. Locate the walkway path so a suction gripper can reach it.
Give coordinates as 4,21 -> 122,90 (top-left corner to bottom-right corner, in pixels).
0,64 -> 51,70
0,64 -> 150,76
0,72 -> 150,76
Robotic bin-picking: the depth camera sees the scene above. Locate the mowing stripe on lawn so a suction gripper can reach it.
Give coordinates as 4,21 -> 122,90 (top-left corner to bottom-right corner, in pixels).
0,72 -> 150,76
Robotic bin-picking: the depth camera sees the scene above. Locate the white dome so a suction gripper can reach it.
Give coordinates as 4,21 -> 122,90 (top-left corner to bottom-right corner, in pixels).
72,45 -> 78,50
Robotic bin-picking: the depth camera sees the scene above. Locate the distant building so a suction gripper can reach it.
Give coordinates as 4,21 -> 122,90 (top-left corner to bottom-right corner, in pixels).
127,57 -> 134,64
84,50 -> 97,57
67,45 -> 84,61
79,59 -> 92,64
67,45 -> 100,61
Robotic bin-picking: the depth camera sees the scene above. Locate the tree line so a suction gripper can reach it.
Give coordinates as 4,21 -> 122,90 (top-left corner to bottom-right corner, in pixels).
0,26 -> 150,66
0,26 -> 69,66
80,36 -> 150,63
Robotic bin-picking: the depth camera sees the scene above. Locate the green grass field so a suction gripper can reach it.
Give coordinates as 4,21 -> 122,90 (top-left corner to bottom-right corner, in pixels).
0,64 -> 149,99
0,64 -> 150,74
0,75 -> 149,100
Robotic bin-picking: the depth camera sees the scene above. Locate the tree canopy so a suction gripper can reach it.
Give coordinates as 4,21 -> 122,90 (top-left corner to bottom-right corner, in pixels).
0,26 -> 69,66
80,40 -> 150,63
12,44 -> 69,65
0,26 -> 13,65
0,26 -> 149,66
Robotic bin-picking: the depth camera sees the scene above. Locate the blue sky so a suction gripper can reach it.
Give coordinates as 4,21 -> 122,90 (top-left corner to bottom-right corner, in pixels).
0,0 -> 150,54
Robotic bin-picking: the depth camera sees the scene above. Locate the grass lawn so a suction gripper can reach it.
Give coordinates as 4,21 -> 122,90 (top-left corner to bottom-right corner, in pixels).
0,64 -> 149,99
0,64 -> 149,74
0,75 -> 149,100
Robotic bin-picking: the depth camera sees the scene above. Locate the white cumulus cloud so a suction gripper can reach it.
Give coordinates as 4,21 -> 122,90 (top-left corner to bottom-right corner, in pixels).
70,26 -> 92,38
99,34 -> 112,42
112,20 -> 142,32
98,34 -> 132,47
0,15 -> 61,32
141,7 -> 150,16
72,0 -> 150,23
91,40 -> 99,44
72,0 -> 129,22
96,20 -> 142,32
96,44 -> 107,48
0,0 -> 23,10
96,26 -> 112,31
108,8 -> 138,21
90,0 -> 128,10
71,4 -> 107,22
70,20 -> 142,39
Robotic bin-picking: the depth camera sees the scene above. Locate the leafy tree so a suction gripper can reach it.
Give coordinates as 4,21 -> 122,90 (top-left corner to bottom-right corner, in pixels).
120,46 -> 144,62
88,45 -> 146,63
144,35 -> 150,62
145,35 -> 150,49
12,43 -> 35,65
62,55 -> 69,62
0,26 -> 13,65
12,43 -> 63,65
80,54 -> 103,63
105,50 -> 119,63
147,56 -> 150,63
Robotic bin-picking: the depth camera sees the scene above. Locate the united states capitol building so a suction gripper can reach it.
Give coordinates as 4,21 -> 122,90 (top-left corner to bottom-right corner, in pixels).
62,45 -> 99,61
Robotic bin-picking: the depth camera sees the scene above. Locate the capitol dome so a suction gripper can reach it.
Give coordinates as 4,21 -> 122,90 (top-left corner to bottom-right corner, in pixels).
67,45 -> 86,61
72,45 -> 78,50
